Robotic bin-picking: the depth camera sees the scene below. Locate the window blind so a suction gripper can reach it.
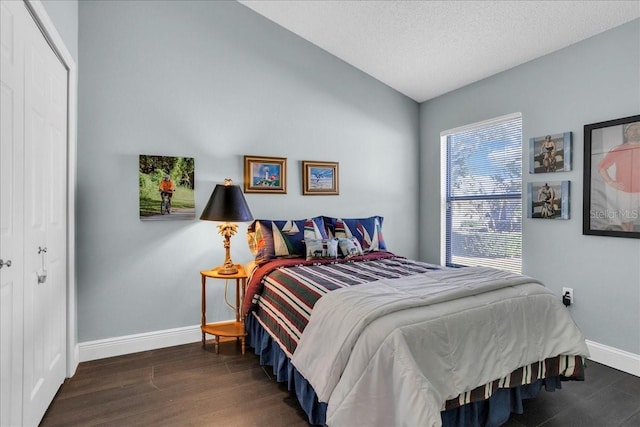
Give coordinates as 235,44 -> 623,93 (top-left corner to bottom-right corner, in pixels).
442,114 -> 522,273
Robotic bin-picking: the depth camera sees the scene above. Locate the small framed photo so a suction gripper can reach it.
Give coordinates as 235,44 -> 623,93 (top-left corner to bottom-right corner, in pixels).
529,132 -> 572,173
583,115 -> 640,238
527,181 -> 570,219
302,161 -> 339,195
244,155 -> 287,194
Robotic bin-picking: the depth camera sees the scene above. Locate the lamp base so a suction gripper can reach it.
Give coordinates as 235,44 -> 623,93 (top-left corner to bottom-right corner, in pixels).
215,263 -> 239,275
215,223 -> 239,275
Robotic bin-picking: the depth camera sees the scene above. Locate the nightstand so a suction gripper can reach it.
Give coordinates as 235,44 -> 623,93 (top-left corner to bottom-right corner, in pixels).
200,264 -> 248,354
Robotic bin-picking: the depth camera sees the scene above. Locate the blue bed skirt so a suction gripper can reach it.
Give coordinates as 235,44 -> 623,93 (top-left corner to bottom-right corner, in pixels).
246,314 -> 564,427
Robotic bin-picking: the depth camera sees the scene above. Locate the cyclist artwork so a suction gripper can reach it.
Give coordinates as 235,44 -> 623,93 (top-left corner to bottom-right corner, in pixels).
527,181 -> 569,220
528,132 -> 572,174
139,155 -> 195,220
158,173 -> 176,214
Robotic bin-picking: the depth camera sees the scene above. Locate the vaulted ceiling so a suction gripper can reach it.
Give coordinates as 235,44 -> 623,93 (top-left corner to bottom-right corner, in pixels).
240,1 -> 640,102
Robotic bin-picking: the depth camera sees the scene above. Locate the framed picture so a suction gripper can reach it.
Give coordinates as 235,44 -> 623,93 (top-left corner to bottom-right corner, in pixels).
302,161 -> 339,195
138,155 -> 195,221
527,181 -> 569,219
244,156 -> 287,194
529,132 -> 572,173
583,115 -> 640,238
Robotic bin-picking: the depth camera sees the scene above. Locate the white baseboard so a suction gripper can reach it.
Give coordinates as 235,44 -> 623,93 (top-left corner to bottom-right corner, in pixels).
79,324 -> 203,362
586,340 -> 640,377
79,326 -> 640,378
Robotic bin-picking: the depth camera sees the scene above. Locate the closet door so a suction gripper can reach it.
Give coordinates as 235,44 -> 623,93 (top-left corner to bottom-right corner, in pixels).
1,1 -> 26,426
22,2 -> 68,424
1,2 -> 68,426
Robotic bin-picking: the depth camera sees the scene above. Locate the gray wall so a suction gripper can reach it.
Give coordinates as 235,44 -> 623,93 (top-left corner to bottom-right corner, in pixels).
41,0 -> 78,63
45,0 -> 640,355
77,1 -> 419,341
420,20 -> 640,355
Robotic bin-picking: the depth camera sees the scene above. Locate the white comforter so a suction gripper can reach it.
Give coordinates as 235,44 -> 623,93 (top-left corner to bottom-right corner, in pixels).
291,267 -> 589,427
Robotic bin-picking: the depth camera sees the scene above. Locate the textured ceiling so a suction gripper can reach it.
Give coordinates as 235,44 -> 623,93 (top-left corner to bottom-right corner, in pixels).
239,0 -> 640,102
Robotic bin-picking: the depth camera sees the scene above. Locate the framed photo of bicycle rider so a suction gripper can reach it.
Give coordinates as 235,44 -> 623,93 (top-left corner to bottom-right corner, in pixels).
138,154 -> 195,221
243,155 -> 287,194
583,115 -> 640,239
529,132 -> 572,174
527,181 -> 569,219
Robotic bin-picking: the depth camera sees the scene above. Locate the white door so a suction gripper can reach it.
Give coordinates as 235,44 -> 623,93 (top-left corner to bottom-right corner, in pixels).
1,1 -> 26,426
0,2 -> 68,426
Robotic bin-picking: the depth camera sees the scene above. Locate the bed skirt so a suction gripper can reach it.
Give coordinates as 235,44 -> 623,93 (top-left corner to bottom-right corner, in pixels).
246,314 -> 572,427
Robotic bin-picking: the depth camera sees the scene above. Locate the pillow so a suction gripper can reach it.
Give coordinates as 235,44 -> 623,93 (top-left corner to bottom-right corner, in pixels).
338,237 -> 363,258
324,216 -> 387,252
247,217 -> 327,264
247,220 -> 276,264
305,238 -> 339,260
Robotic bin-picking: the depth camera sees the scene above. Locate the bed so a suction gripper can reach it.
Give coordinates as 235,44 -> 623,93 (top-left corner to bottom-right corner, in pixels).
243,216 -> 589,427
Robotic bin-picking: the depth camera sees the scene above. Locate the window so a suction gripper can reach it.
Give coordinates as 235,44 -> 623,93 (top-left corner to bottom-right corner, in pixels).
441,113 -> 522,273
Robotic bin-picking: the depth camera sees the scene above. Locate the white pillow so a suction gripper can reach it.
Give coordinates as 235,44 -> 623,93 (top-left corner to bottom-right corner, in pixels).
338,237 -> 364,258
305,238 -> 339,260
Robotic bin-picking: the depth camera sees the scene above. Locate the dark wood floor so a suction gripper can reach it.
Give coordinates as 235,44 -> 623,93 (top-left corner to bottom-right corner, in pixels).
41,340 -> 640,427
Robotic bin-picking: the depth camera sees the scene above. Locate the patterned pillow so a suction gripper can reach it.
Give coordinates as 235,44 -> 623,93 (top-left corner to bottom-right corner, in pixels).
247,220 -> 275,264
305,238 -> 339,260
338,237 -> 364,258
247,217 -> 327,264
324,216 -> 387,252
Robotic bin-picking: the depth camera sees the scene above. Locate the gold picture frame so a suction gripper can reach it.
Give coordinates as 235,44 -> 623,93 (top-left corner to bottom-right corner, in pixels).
302,161 -> 339,195
243,155 -> 287,194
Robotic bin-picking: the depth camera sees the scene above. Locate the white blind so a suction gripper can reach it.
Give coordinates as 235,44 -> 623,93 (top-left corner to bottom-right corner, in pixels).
442,114 -> 522,273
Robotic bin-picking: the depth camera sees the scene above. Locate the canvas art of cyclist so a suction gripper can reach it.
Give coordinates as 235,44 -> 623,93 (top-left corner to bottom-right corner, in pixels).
138,155 -> 196,220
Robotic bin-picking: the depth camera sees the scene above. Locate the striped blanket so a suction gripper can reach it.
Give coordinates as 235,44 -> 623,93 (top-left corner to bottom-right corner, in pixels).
245,253 -> 440,357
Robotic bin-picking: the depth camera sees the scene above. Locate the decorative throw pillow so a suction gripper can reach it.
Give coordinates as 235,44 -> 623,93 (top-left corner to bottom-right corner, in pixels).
272,221 -> 296,257
247,220 -> 276,264
324,216 -> 387,252
247,217 -> 327,263
338,237 -> 364,258
305,238 -> 339,260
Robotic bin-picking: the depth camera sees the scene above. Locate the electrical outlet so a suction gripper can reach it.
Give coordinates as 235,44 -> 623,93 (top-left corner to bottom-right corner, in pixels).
562,287 -> 573,305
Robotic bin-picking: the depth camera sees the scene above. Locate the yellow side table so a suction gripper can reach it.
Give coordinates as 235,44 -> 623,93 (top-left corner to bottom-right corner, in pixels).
200,264 -> 248,354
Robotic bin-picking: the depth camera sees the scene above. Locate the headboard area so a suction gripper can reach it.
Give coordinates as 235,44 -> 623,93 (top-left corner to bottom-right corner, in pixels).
247,215 -> 388,264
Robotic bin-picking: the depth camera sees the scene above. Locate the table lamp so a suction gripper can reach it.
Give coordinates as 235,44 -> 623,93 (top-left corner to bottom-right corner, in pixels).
200,178 -> 253,274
